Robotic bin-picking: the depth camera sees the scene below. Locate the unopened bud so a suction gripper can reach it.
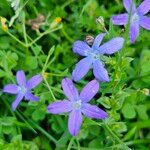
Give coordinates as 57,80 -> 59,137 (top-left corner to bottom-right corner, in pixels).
37,14 -> 45,22
54,17 -> 62,24
85,35 -> 94,46
0,17 -> 8,31
50,17 -> 62,28
141,88 -> 150,96
32,23 -> 39,30
96,16 -> 105,27
43,72 -> 49,79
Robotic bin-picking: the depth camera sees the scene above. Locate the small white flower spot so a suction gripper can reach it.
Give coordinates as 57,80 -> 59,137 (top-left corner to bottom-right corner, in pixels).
72,100 -> 82,110
19,86 -> 27,94
131,13 -> 139,23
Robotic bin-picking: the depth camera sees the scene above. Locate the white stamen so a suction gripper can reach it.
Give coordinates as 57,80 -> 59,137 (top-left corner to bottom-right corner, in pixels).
72,100 -> 82,110
18,86 -> 27,94
131,13 -> 139,23
88,51 -> 99,60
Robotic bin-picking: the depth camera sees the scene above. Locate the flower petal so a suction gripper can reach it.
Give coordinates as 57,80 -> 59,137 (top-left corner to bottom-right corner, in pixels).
111,13 -> 128,25
25,92 -> 39,101
140,16 -> 150,30
98,37 -> 124,54
92,33 -> 106,49
80,80 -> 99,103
123,0 -> 136,13
73,41 -> 91,56
72,57 -> 92,82
26,74 -> 43,90
12,94 -> 24,111
62,78 -> 79,101
82,103 -> 108,119
3,84 -> 19,94
16,70 -> 26,86
93,60 -> 109,82
68,110 -> 82,136
137,0 -> 150,15
47,100 -> 72,114
129,20 -> 140,43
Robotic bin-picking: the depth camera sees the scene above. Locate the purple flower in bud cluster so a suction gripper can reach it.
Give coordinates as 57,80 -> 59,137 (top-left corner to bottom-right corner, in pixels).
3,70 -> 43,111
72,33 -> 124,82
48,78 -> 108,136
111,0 -> 150,43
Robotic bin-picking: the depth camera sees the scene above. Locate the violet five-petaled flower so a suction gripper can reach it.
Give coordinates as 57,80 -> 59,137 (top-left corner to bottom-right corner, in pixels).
3,70 -> 43,111
72,33 -> 124,82
47,78 -> 108,136
111,0 -> 150,43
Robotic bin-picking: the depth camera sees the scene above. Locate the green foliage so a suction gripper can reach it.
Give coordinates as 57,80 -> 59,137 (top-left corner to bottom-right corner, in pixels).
140,50 -> 150,83
0,0 -> 150,149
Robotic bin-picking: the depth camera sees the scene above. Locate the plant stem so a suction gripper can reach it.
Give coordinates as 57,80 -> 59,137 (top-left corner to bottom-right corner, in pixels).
18,110 -> 57,144
2,98 -> 21,134
15,111 -> 37,134
28,25 -> 62,47
43,77 -> 56,101
28,118 -> 57,144
4,30 -> 27,47
22,15 -> 28,46
67,137 -> 75,150
103,121 -> 131,150
61,28 -> 73,43
75,137 -> 80,150
68,138 -> 150,150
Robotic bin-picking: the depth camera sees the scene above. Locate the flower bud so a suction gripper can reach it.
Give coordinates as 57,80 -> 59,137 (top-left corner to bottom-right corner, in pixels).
141,88 -> 150,96
96,16 -> 105,28
54,17 -> 62,24
37,14 -> 45,22
50,17 -> 62,28
85,35 -> 94,46
0,17 -> 8,31
43,72 -> 49,79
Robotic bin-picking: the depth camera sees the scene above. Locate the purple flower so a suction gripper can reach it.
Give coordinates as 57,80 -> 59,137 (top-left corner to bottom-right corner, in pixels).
3,70 -> 43,111
111,0 -> 150,43
72,33 -> 124,82
47,78 -> 108,136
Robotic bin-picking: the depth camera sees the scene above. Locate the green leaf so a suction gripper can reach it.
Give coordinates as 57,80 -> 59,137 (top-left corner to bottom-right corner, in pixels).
2,126 -> 14,134
25,56 -> 38,70
88,139 -> 103,148
11,134 -> 23,150
140,50 -> 150,83
32,106 -> 46,121
50,116 -> 66,134
89,126 -> 100,136
97,97 -> 111,109
123,127 -> 137,141
0,51 -> 18,69
112,122 -> 127,134
136,105 -> 148,120
0,69 -> 6,78
0,138 -> 4,148
31,45 -> 42,56
122,103 -> 136,119
0,36 -> 10,49
1,117 -> 16,134
1,117 -> 15,126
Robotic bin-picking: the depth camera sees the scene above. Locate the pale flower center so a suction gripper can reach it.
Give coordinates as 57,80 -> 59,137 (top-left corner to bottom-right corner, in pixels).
90,52 -> 99,59
72,100 -> 82,110
86,50 -> 99,60
131,13 -> 139,23
19,86 -> 27,94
